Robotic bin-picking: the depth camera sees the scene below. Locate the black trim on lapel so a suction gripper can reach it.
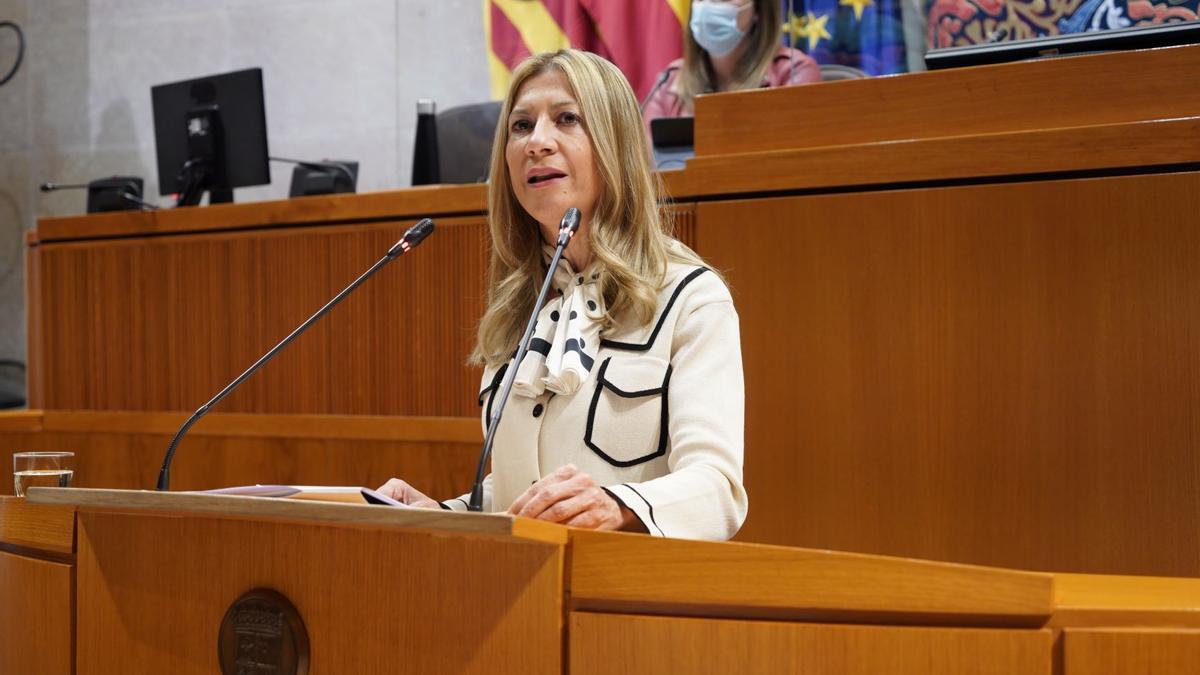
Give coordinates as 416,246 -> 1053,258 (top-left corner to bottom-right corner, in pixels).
601,267 -> 709,352
477,362 -> 509,423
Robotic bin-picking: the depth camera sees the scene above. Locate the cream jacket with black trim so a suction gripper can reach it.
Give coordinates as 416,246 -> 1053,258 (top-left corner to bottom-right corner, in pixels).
442,262 -> 747,541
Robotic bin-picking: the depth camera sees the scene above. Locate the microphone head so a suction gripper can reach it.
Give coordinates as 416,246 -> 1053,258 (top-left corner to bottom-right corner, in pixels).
559,207 -> 581,234
388,218 -> 435,257
40,182 -> 56,192
404,218 -> 435,247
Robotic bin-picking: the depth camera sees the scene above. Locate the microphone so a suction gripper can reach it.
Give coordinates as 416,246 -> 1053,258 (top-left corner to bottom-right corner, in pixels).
468,207 -> 582,511
640,68 -> 674,112
40,182 -> 90,192
155,218 -> 437,491
42,177 -> 159,211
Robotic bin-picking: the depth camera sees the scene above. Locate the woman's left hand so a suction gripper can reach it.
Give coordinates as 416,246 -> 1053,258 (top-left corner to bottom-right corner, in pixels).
508,464 -> 641,531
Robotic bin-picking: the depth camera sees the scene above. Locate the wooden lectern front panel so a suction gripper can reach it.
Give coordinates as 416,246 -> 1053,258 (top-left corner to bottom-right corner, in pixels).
0,550 -> 73,675
76,510 -> 563,674
570,612 -> 1052,674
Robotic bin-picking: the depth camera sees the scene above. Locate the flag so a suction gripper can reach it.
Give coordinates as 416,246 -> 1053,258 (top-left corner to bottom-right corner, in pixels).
782,0 -> 909,74
486,0 -> 690,100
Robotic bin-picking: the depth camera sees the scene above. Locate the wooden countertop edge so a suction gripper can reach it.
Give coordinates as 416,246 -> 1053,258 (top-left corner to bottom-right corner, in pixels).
27,488 -> 564,545
566,530 -> 1054,625
669,116 -> 1200,199
16,409 -> 482,443
0,410 -> 44,432
1047,572 -> 1200,628
567,598 -> 1052,628
33,183 -> 489,244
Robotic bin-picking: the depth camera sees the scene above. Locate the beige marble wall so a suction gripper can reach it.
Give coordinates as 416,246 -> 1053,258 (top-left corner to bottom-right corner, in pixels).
0,0 -> 490,391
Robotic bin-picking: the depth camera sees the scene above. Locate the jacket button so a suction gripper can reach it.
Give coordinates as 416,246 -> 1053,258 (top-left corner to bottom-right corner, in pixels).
532,403 -> 544,418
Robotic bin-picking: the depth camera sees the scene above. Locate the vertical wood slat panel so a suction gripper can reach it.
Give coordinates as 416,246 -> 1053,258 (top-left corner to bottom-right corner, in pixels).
24,240 -> 44,408
36,217 -> 489,416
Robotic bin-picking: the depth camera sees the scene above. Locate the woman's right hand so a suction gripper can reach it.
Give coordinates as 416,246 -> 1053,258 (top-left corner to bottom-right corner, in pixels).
376,478 -> 441,509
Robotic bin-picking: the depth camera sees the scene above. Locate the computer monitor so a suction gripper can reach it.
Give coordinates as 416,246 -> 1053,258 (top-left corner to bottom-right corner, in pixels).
151,68 -> 270,207
649,117 -> 694,171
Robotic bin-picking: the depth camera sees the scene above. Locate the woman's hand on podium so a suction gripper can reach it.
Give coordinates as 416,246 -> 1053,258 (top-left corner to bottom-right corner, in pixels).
507,464 -> 645,532
376,478 -> 441,509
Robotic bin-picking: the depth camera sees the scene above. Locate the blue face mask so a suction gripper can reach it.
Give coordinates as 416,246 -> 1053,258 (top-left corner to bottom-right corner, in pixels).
689,1 -> 751,58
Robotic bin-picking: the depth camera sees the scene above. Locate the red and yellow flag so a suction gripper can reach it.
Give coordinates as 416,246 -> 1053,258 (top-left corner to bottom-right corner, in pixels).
486,0 -> 689,101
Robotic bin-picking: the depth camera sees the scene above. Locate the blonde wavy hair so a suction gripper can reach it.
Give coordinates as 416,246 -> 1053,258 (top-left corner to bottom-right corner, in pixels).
473,49 -> 708,366
678,0 -> 782,111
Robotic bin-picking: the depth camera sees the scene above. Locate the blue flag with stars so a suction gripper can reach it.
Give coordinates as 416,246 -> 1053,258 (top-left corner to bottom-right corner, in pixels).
781,0 -> 908,75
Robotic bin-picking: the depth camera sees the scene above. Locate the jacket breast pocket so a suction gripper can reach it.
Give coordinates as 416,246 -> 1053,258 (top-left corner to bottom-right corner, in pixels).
584,356 -> 672,467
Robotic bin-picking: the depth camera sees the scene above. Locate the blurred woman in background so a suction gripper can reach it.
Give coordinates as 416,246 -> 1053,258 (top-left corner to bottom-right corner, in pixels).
643,0 -> 820,124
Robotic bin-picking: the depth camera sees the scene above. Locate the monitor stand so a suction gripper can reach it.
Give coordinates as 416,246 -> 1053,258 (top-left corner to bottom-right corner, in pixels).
176,160 -> 234,207
176,104 -> 234,207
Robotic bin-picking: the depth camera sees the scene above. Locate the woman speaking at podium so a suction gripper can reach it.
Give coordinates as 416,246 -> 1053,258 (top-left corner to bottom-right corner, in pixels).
379,50 -> 746,541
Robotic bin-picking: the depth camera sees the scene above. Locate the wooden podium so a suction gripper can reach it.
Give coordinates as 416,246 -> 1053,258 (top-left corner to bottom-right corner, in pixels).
4,489 -> 1200,674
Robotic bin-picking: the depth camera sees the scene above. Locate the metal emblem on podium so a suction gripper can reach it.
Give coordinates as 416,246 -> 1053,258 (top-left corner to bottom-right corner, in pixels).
218,588 -> 310,675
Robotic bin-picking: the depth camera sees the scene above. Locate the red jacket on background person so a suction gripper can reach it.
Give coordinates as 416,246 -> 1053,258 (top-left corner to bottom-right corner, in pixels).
642,46 -> 821,128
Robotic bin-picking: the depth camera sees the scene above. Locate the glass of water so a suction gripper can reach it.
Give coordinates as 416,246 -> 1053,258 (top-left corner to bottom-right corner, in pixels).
13,452 -> 75,497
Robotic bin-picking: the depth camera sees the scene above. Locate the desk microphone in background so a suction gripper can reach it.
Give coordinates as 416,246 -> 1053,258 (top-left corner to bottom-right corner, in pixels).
468,207 -> 581,512
640,68 -> 673,113
155,218 -> 437,491
41,177 -> 160,212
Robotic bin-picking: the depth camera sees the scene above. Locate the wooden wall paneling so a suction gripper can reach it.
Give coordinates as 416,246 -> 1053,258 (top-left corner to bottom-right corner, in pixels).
695,172 -> 1200,576
0,412 -> 481,495
693,44 -> 1200,156
570,612 -> 1052,675
76,510 -> 563,674
1062,629 -> 1200,675
35,216 -> 489,415
0,550 -> 74,675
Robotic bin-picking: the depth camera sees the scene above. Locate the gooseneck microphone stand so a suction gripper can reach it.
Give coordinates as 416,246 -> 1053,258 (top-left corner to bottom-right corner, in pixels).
156,218 -> 436,491
468,207 -> 581,511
